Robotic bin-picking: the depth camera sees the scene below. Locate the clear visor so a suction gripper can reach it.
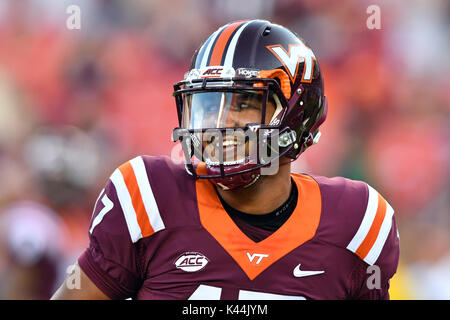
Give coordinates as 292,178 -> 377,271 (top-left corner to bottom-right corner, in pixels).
180,90 -> 283,165
182,91 -> 281,129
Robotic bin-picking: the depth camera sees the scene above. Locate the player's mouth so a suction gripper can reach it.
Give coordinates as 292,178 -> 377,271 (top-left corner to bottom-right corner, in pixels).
203,135 -> 250,164
214,137 -> 245,149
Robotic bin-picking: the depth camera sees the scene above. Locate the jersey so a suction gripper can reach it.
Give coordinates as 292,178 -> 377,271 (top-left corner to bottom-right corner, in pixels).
78,155 -> 399,300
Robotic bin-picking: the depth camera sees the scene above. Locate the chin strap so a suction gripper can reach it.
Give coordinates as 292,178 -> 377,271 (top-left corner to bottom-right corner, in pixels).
303,96 -> 328,149
206,163 -> 261,191
214,173 -> 261,191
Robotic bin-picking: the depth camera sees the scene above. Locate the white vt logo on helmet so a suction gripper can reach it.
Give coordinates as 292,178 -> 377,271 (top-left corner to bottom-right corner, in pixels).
267,44 -> 316,83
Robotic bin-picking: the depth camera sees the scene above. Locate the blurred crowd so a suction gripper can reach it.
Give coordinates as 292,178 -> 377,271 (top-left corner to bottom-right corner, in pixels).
0,0 -> 448,299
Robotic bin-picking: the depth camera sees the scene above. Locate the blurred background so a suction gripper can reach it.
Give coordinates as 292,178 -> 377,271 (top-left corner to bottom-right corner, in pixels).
0,0 -> 448,299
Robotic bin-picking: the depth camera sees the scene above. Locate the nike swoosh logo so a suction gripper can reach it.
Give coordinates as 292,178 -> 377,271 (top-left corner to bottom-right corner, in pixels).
293,264 -> 325,278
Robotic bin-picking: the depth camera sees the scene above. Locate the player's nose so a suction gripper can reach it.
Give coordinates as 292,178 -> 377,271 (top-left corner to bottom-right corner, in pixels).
224,109 -> 241,128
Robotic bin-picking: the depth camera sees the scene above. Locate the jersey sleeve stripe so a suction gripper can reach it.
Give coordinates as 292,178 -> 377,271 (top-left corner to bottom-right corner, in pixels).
110,169 -> 143,243
363,202 -> 395,265
354,193 -> 387,261
346,184 -> 379,253
130,156 -> 165,233
119,161 -> 155,239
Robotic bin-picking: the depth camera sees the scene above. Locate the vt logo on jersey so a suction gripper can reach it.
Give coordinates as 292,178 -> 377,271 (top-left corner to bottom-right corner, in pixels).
267,44 -> 316,83
174,252 -> 209,272
246,252 -> 269,265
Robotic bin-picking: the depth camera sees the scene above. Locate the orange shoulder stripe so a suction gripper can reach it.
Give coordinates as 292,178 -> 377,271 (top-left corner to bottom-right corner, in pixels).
355,193 -> 387,260
118,161 -> 155,238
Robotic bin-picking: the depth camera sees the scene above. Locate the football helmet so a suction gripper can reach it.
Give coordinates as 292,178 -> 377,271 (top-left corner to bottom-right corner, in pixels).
172,20 -> 327,190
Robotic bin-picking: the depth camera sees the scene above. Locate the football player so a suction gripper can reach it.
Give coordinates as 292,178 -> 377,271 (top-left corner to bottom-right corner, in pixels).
52,20 -> 399,300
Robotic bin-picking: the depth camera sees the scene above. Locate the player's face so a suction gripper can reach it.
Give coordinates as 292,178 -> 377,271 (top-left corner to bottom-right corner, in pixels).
182,91 -> 278,164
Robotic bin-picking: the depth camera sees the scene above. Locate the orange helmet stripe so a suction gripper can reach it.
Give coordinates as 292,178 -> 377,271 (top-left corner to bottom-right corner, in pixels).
209,20 -> 247,66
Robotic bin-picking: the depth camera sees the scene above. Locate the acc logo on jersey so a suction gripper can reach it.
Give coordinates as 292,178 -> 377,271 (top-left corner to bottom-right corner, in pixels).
174,252 -> 209,272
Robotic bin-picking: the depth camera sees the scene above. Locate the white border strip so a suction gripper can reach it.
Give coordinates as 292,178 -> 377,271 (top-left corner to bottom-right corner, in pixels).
130,156 -> 165,233
346,184 -> 379,253
110,169 -> 142,243
363,202 -> 394,265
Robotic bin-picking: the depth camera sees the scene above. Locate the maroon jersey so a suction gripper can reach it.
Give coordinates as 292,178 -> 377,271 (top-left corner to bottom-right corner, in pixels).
78,155 -> 399,300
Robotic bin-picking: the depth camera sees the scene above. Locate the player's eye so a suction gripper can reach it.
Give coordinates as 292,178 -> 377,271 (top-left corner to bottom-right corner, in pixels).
240,101 -> 261,111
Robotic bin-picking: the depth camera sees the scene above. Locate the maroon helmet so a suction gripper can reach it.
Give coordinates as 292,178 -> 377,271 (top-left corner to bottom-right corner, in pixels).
172,20 -> 327,190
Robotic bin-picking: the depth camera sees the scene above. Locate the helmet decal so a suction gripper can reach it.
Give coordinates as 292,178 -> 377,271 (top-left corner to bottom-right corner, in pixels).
266,44 -> 316,83
256,69 -> 291,99
208,20 -> 247,66
196,20 -> 250,69
196,24 -> 228,69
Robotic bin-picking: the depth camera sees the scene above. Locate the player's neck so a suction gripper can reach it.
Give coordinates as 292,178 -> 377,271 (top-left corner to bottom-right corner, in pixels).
215,162 -> 292,215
